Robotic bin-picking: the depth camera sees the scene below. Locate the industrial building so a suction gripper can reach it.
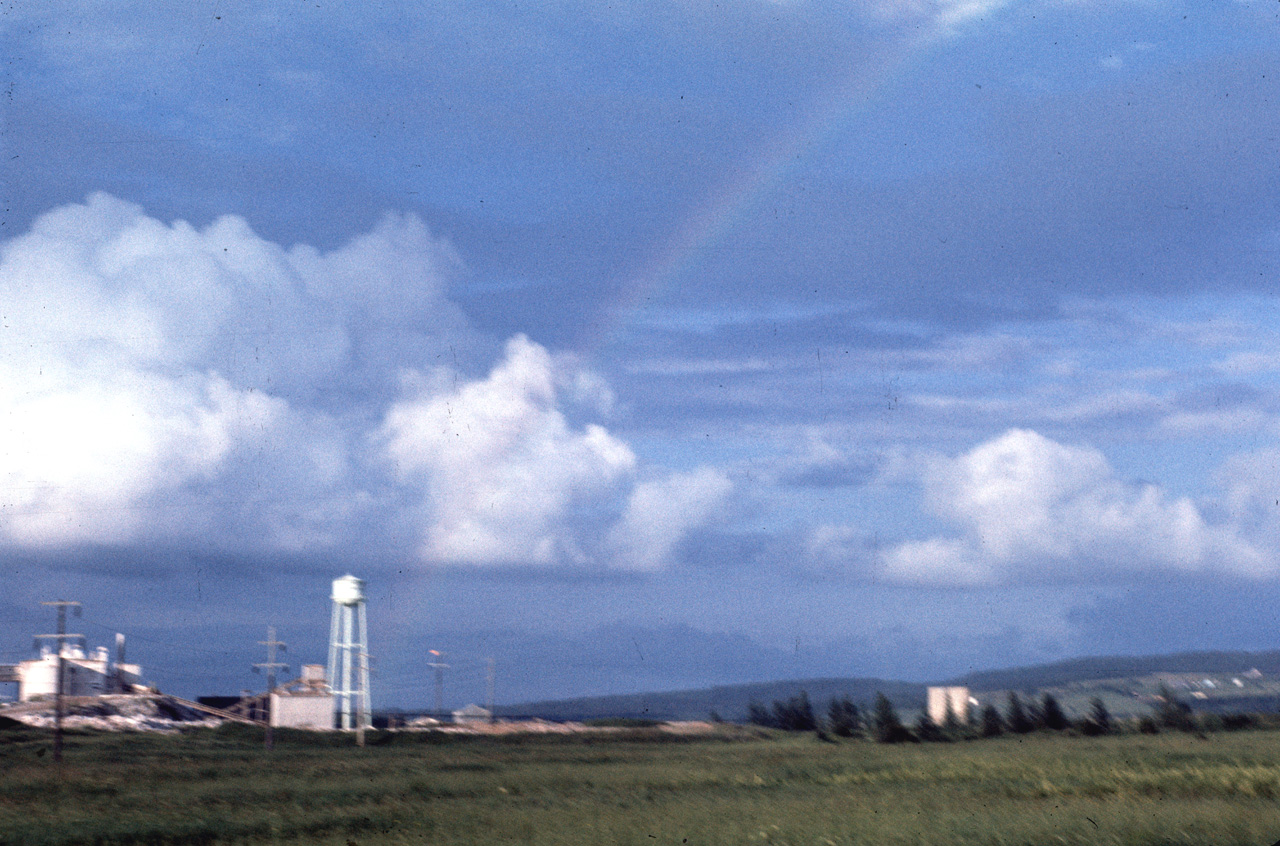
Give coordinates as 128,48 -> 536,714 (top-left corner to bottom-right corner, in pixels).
270,665 -> 335,729
211,665 -> 336,729
4,578 -> 369,733
14,640 -> 143,702
926,686 -> 972,725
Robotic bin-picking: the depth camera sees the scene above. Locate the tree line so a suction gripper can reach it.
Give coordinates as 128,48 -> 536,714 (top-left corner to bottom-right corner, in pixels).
744,683 -> 1257,743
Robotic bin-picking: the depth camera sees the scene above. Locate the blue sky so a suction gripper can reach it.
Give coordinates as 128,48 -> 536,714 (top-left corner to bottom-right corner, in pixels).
2,0 -> 1280,709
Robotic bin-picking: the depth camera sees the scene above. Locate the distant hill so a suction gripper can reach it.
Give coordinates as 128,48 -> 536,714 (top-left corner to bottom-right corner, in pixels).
504,650 -> 1280,722
502,678 -> 926,722
949,650 -> 1280,693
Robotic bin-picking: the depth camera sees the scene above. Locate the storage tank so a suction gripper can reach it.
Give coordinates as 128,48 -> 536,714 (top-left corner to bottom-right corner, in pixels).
331,575 -> 365,607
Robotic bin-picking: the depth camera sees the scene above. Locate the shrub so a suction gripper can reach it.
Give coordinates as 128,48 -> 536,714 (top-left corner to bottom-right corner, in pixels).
1221,713 -> 1255,731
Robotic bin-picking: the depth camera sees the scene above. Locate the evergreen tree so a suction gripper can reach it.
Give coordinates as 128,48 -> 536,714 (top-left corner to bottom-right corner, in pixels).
1081,697 -> 1111,736
980,703 -> 1004,738
747,700 -> 775,728
942,699 -> 963,736
1039,693 -> 1069,731
872,692 -> 911,743
827,695 -> 861,738
771,691 -> 817,732
1025,697 -> 1044,729
795,691 -> 817,731
1153,683 -> 1197,733
1006,691 -> 1034,734
915,710 -> 946,742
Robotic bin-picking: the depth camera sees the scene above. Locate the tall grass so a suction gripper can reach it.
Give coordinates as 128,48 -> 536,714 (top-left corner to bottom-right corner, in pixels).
2,724 -> 1280,845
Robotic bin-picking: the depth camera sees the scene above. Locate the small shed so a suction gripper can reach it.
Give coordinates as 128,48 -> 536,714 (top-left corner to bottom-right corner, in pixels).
221,665 -> 335,729
270,665 -> 334,729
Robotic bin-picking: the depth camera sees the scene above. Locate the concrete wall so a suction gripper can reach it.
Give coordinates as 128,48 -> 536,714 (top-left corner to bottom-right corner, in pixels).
271,693 -> 335,729
926,686 -> 970,725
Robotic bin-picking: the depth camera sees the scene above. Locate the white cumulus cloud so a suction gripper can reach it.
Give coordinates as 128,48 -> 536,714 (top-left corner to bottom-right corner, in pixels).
0,367 -> 282,545
878,428 -> 1266,585
380,335 -> 638,566
0,193 -> 467,551
0,195 -> 731,570
608,467 -> 733,571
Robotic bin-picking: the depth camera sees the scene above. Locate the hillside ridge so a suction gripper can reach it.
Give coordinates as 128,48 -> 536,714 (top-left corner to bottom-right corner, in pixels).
503,649 -> 1280,721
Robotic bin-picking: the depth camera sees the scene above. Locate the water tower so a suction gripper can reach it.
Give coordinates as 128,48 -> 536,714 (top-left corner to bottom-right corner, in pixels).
327,575 -> 371,730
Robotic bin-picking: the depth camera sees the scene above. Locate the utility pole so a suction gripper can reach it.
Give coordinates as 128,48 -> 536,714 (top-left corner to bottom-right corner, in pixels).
486,657 -> 496,723
428,650 -> 448,719
36,601 -> 82,764
253,627 -> 287,751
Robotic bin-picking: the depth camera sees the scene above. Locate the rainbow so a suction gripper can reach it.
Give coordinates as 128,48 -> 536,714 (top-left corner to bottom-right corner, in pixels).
581,25 -> 944,358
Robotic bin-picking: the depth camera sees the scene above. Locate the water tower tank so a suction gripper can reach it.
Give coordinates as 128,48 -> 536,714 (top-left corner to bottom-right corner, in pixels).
331,575 -> 365,606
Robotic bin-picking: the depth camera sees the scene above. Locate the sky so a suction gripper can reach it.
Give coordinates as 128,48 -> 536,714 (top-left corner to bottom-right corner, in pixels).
2,0 -> 1280,710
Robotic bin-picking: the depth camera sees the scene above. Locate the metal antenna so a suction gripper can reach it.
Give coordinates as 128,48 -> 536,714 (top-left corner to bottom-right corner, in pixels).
428,650 -> 449,719
114,633 -> 126,693
253,626 -> 288,751
486,657 -> 496,723
36,601 -> 82,764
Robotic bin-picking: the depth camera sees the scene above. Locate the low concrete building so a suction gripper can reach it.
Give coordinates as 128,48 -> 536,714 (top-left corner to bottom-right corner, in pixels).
926,686 -> 971,725
218,664 -> 335,729
270,664 -> 334,729
271,690 -> 334,729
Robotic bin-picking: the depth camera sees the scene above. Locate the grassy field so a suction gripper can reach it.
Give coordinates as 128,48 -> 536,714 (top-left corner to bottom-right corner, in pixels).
3,723 -> 1280,845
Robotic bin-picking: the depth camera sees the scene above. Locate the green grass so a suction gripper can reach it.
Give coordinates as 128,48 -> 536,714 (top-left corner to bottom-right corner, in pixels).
3,723 -> 1280,845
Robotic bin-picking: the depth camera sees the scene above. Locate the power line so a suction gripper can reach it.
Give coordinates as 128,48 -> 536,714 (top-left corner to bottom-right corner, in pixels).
79,619 -> 242,658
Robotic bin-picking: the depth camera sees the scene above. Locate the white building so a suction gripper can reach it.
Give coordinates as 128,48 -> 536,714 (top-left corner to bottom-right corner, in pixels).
17,645 -> 143,702
926,686 -> 971,725
224,665 -> 336,729
269,665 -> 335,729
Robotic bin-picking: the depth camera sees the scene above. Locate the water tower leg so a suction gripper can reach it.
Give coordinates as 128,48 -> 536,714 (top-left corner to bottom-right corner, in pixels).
358,600 -> 371,730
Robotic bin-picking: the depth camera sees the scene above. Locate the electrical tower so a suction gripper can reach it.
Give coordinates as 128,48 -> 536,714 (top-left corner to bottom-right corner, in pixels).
327,575 -> 371,732
35,600 -> 82,764
253,626 -> 287,750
